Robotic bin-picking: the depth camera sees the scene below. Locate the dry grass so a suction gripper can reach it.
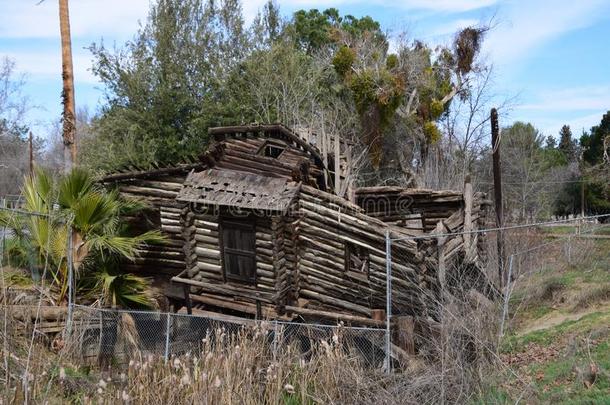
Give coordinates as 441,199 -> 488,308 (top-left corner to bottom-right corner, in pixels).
0,303 -> 503,405
573,284 -> 610,311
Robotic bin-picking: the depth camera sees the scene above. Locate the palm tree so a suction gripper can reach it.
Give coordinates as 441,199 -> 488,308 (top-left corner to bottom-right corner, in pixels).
13,168 -> 163,308
59,0 -> 76,171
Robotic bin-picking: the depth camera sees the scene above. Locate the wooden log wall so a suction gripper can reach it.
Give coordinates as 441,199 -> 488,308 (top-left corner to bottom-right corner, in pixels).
294,185 -> 439,320
271,216 -> 290,312
109,174 -> 192,285
356,186 -> 490,262
179,210 -> 296,317
355,187 -> 466,232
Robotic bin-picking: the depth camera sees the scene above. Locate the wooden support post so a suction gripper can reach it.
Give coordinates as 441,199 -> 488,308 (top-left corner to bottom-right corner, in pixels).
435,221 -> 447,289
256,300 -> 262,320
183,284 -> 193,315
491,108 -> 505,288
581,180 -> 585,219
463,174 -> 474,262
371,309 -> 386,322
395,315 -> 415,355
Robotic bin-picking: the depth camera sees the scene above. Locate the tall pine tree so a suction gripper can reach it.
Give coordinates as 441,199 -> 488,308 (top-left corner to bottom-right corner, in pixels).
558,124 -> 577,161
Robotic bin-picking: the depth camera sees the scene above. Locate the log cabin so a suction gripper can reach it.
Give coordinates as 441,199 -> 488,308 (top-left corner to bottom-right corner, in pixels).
102,124 -> 496,332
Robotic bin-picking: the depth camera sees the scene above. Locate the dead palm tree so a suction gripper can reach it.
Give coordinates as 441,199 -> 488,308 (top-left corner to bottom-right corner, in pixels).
59,0 -> 76,171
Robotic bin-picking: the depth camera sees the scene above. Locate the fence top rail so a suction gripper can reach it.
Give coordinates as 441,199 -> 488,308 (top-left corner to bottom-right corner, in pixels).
509,222 -> 609,258
390,214 -> 610,242
274,319 -> 384,332
71,304 -> 385,332
0,206 -> 72,222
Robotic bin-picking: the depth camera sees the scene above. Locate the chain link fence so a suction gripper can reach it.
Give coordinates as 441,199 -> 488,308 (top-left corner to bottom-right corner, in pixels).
499,218 -> 610,336
64,305 -> 387,369
384,215 -> 610,401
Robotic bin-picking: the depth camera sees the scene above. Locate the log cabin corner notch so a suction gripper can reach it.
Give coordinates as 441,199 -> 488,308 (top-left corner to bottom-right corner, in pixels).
101,123 -> 498,332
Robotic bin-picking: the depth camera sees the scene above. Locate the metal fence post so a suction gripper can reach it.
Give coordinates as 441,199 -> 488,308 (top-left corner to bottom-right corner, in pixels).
98,309 -> 103,358
499,254 -> 514,339
384,230 -> 392,373
66,226 -> 74,336
272,320 -> 279,360
568,236 -> 572,266
164,312 -> 171,361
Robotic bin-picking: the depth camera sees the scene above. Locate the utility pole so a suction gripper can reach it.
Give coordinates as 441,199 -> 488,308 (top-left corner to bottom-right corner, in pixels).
28,131 -> 34,177
59,0 -> 76,171
491,108 -> 505,288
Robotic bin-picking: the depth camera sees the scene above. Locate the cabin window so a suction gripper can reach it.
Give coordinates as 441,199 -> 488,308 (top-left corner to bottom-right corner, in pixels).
259,141 -> 285,159
220,219 -> 257,284
345,242 -> 370,276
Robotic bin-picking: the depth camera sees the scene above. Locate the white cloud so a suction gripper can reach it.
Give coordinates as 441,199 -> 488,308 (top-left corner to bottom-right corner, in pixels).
0,0 -> 497,41
427,18 -> 480,40
389,0 -> 496,12
0,0 -> 149,40
482,0 -> 610,68
5,50 -> 97,84
517,86 -> 610,112
562,111 -> 604,133
532,111 -> 603,137
511,84 -> 610,136
512,86 -> 610,135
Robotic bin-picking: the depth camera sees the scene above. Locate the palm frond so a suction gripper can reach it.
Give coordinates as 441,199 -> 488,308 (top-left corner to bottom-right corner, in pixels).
49,225 -> 69,263
71,192 -> 119,234
13,167 -> 164,308
22,168 -> 54,214
84,234 -> 141,260
58,167 -> 96,209
0,210 -> 22,232
92,266 -> 153,309
115,192 -> 151,216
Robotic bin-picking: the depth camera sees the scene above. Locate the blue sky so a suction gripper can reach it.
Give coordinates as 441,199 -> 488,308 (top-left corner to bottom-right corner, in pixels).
1,0 -> 610,141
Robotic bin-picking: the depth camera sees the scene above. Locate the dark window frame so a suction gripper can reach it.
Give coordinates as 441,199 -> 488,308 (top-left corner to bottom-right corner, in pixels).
219,217 -> 257,285
257,140 -> 286,159
344,241 -> 370,278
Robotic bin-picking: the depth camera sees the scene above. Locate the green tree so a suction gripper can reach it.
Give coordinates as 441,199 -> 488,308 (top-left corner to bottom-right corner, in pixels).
502,122 -> 569,220
330,26 -> 486,172
251,1 -> 283,48
554,113 -> 610,217
581,111 -> 609,165
579,112 -> 610,216
87,0 -> 249,170
292,8 -> 383,53
83,0 -> 493,190
557,124 -> 577,161
0,57 -> 40,194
